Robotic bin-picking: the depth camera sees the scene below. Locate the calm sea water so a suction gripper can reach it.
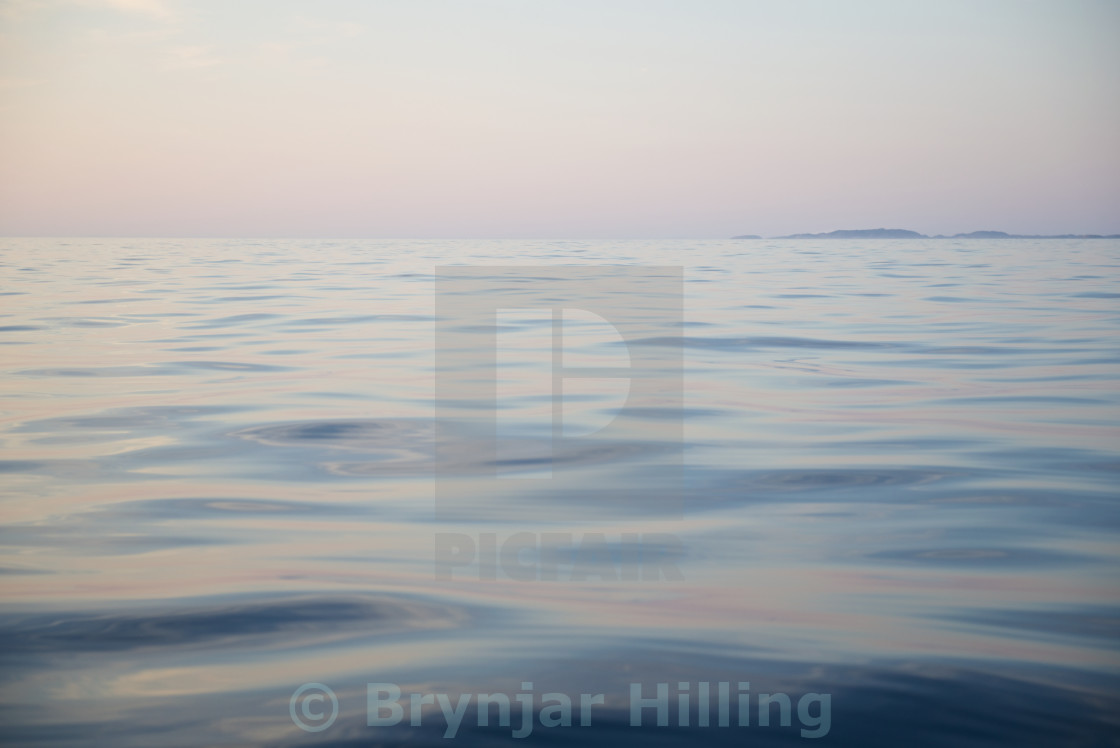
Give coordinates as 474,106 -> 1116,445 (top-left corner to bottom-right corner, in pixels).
1,238 -> 1118,746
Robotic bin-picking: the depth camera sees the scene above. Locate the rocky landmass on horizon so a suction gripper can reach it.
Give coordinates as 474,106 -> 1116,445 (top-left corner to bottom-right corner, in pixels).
732,228 -> 1120,239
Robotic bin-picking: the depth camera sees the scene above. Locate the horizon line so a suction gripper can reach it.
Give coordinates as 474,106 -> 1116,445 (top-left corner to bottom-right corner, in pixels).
3,233 -> 1120,241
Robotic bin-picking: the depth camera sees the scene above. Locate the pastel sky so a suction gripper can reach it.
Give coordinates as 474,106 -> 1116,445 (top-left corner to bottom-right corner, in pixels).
0,0 -> 1117,238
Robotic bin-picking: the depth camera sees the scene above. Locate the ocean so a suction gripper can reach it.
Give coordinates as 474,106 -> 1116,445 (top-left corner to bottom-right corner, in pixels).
1,237 -> 1117,746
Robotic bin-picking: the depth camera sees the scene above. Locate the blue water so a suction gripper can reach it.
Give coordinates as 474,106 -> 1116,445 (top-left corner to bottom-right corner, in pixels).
0,238 -> 1117,746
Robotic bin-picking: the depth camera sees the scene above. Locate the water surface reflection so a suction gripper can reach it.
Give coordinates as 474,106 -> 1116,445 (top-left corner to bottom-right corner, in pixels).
1,238 -> 1118,745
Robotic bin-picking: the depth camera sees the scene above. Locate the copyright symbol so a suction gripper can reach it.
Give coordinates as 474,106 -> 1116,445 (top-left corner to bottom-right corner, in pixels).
290,682 -> 338,732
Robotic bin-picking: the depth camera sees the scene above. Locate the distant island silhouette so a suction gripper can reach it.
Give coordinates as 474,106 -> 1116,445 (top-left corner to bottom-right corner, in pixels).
732,228 -> 1120,239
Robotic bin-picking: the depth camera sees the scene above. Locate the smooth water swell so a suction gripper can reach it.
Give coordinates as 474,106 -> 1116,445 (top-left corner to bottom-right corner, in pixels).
0,238 -> 1118,746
